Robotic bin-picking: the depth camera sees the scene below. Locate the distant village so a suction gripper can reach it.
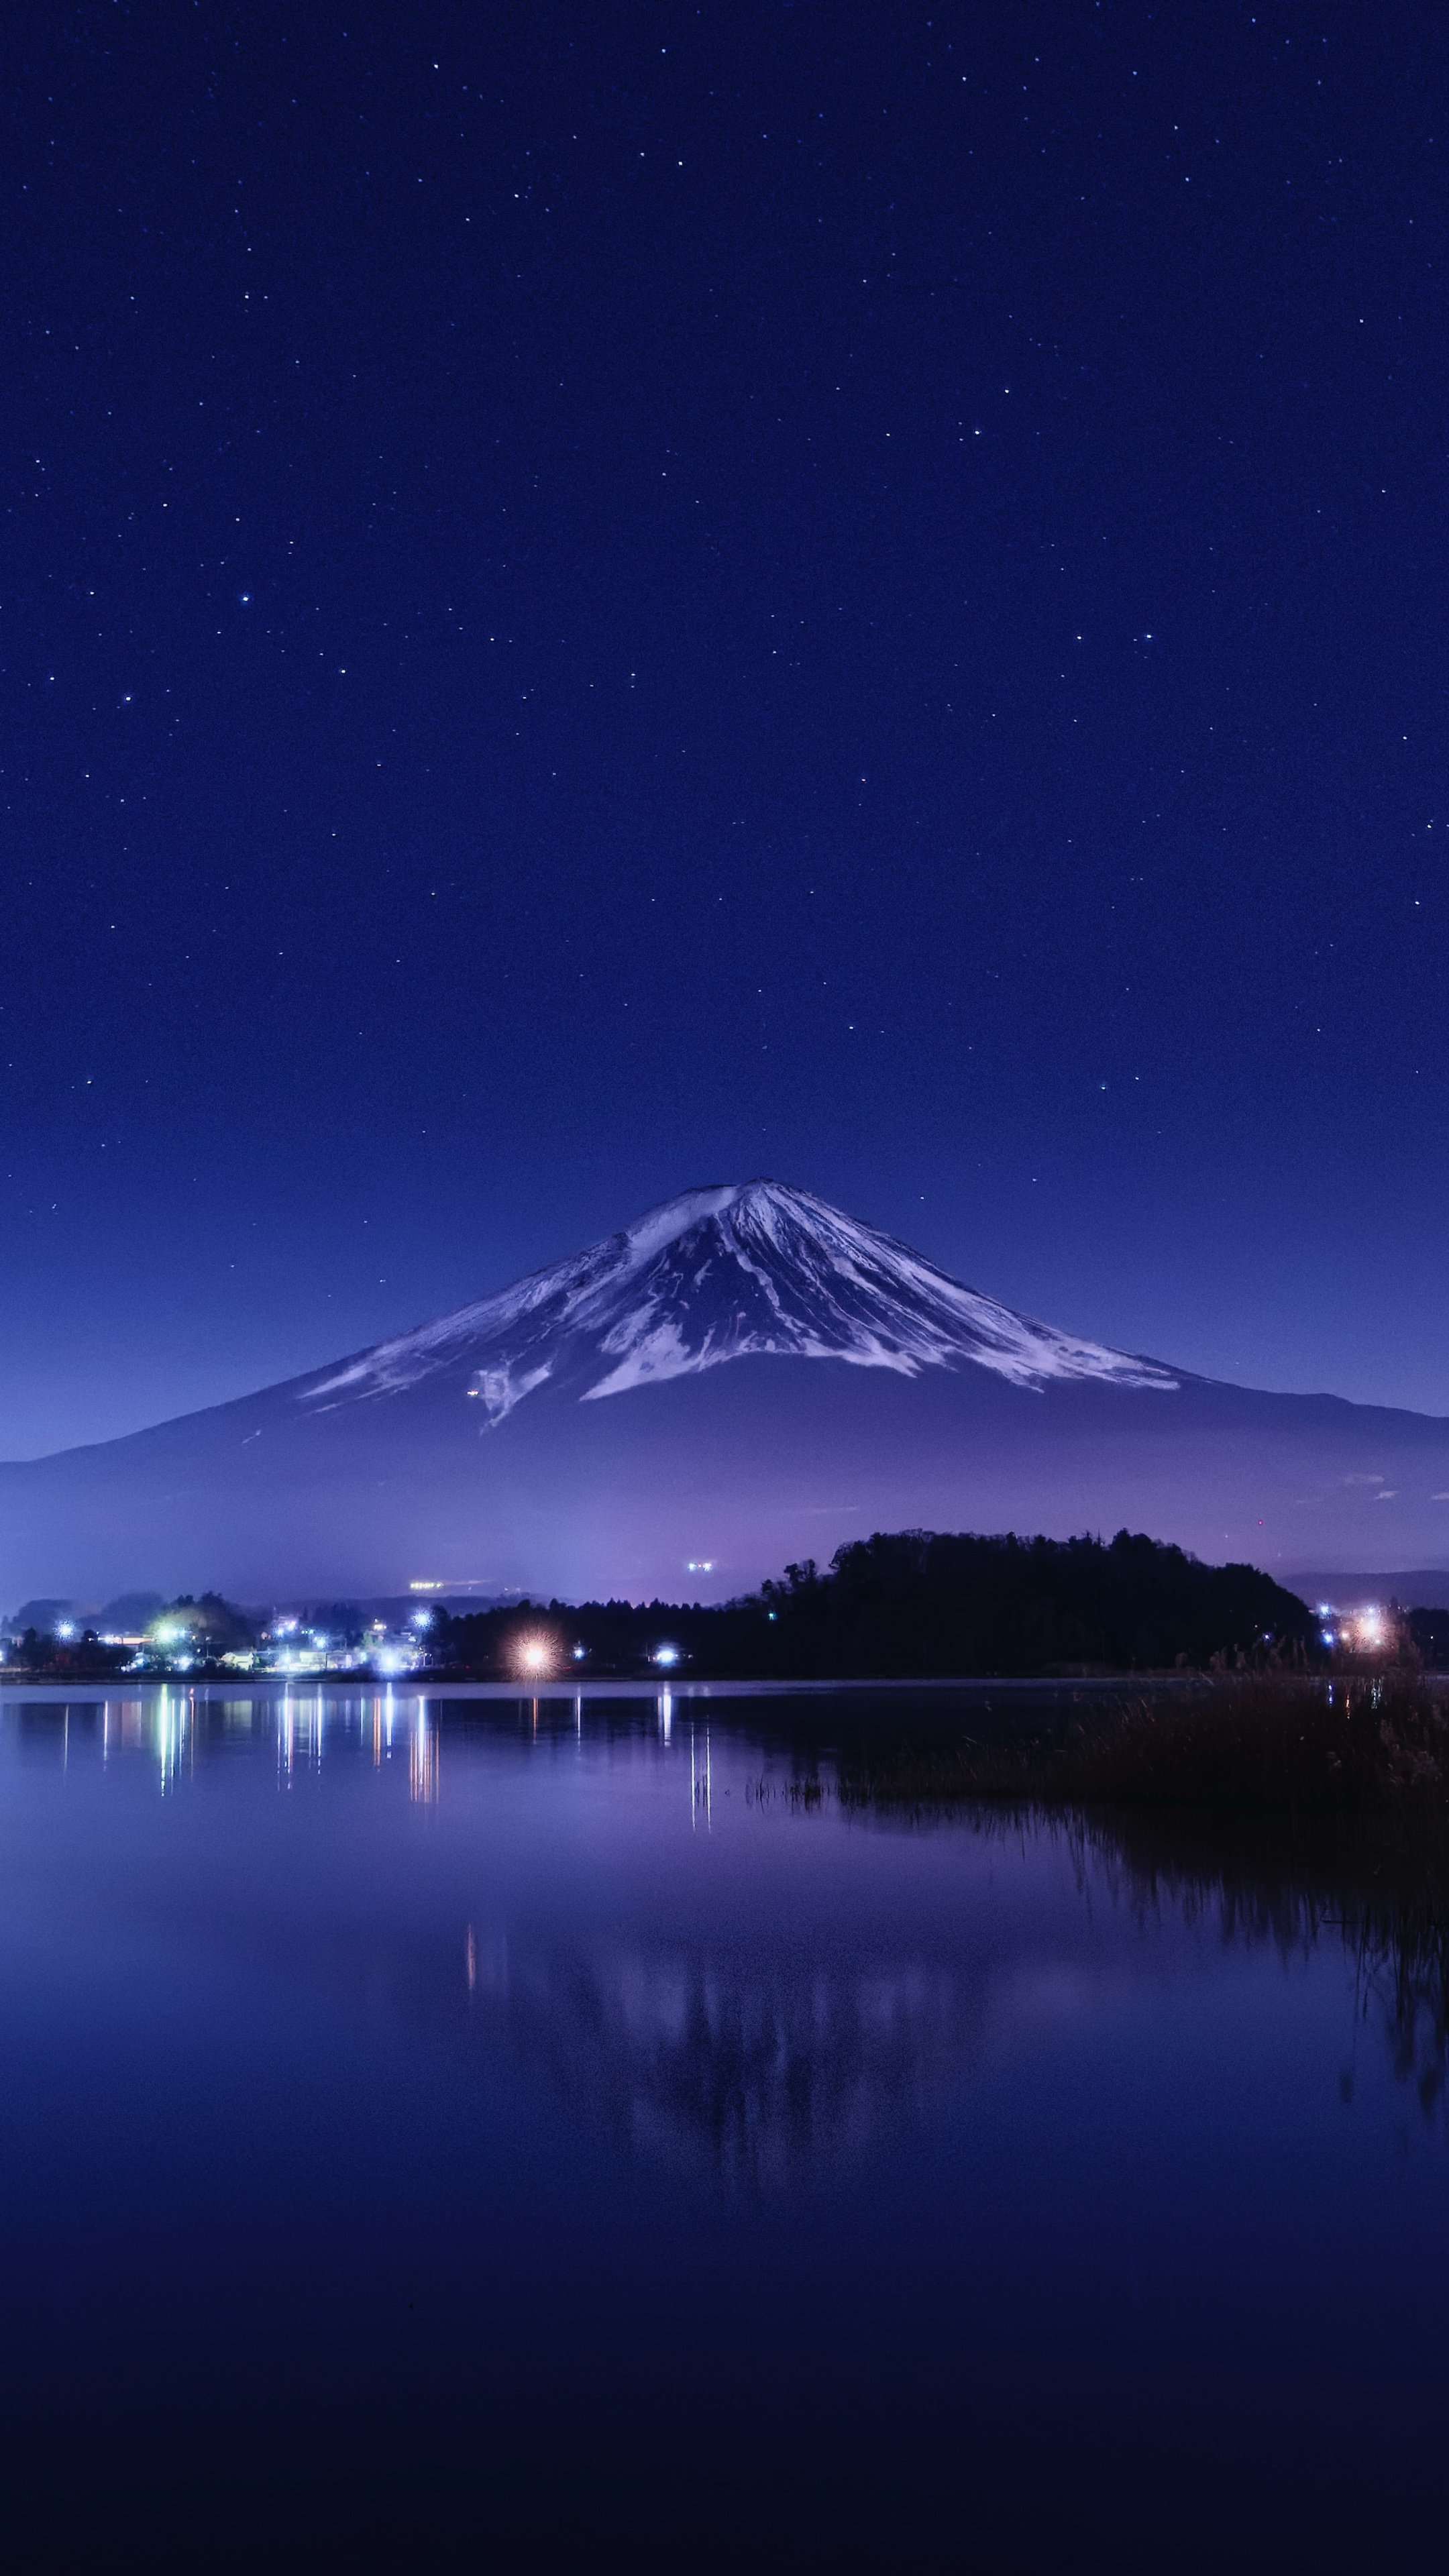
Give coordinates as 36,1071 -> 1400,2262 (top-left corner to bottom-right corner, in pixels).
5,1530 -> 1447,1682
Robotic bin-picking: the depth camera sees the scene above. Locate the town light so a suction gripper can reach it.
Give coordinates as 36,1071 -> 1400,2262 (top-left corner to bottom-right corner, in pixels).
652,1644 -> 680,1668
518,1637 -> 551,1676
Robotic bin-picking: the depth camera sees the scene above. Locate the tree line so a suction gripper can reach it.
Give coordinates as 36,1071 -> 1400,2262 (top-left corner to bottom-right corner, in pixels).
435,1529 -> 1317,1679
2,1532 -> 1323,1681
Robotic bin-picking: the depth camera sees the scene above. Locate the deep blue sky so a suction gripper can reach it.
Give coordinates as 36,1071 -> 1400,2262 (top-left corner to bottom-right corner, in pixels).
3,0 -> 1448,1454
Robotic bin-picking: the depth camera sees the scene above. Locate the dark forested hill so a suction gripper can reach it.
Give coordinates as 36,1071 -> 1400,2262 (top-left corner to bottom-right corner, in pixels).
436,1529 -> 1315,1680
751,1530 -> 1314,1675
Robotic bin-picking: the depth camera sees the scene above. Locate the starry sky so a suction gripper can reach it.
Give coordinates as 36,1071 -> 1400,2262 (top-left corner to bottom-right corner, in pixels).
3,0 -> 1448,1456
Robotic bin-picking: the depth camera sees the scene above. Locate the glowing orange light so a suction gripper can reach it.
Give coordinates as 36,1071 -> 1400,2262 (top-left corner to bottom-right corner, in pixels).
518,1636 -> 551,1676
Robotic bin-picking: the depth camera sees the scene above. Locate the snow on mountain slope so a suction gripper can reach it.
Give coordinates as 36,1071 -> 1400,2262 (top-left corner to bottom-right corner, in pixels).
300,1180 -> 1179,1423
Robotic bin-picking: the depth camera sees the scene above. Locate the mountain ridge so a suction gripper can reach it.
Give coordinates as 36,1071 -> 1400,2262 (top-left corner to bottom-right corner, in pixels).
4,1179 -> 1449,1602
297,1177 -> 1182,1421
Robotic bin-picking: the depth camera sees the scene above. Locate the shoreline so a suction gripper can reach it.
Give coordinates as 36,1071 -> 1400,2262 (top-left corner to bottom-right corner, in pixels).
0,1668 -> 1229,1703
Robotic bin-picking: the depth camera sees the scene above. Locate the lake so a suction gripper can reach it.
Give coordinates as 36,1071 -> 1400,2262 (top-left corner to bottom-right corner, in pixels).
0,1679 -> 1444,2571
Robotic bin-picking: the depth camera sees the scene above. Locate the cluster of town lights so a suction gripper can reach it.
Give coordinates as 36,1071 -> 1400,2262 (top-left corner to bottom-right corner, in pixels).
119,1609 -> 439,1677
1317,1603 -> 1387,1653
6,1608 -> 684,1682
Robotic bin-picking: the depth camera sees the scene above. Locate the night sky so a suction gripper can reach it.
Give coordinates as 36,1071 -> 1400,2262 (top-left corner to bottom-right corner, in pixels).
4,1 -> 1447,1457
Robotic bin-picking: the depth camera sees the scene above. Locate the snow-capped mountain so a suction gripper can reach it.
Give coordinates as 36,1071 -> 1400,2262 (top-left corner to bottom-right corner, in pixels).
299,1181 -> 1178,1421
4,1179 -> 1449,1605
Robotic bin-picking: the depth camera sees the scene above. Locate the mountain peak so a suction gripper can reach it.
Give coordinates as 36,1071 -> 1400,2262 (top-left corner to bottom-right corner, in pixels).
300,1181 -> 1178,1422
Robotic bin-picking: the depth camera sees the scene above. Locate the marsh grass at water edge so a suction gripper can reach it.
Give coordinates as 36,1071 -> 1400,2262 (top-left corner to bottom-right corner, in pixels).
831,1674 -> 1449,2135
837,1672 -> 1449,1813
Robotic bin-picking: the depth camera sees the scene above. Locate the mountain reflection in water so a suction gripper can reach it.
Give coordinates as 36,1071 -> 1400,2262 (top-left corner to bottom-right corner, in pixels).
469,1811 -> 1449,2183
5,1680 -> 1449,2568
465,1925 -> 977,2186
9,1683 -> 1448,2176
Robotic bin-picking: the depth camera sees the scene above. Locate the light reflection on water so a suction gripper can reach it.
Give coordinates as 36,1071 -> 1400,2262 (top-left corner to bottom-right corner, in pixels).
74,1682 -> 443,1797
7,1684 -> 1449,2173
1,1683 -> 1448,2562
28,1683 -> 716,1811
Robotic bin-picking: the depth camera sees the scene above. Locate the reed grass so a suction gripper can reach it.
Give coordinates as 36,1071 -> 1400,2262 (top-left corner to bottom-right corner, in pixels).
837,1673 -> 1449,1816
837,1682 -> 1449,2123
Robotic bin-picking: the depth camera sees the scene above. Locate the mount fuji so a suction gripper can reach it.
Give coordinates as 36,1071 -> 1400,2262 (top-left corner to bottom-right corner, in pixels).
3,1179 -> 1448,1603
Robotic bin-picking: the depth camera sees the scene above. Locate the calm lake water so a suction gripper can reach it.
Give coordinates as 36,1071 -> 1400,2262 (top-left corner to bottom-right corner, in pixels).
0,1681 -> 1445,2571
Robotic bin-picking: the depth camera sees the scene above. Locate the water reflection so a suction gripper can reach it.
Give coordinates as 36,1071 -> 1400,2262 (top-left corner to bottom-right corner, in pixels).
464,1921 -> 979,2188
11,1685 -> 451,1803
453,1800 -> 1449,2179
1049,1801 -> 1449,2136
409,1698 -> 437,1803
9,1687 -> 1449,2173
7,1684 -> 716,1804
